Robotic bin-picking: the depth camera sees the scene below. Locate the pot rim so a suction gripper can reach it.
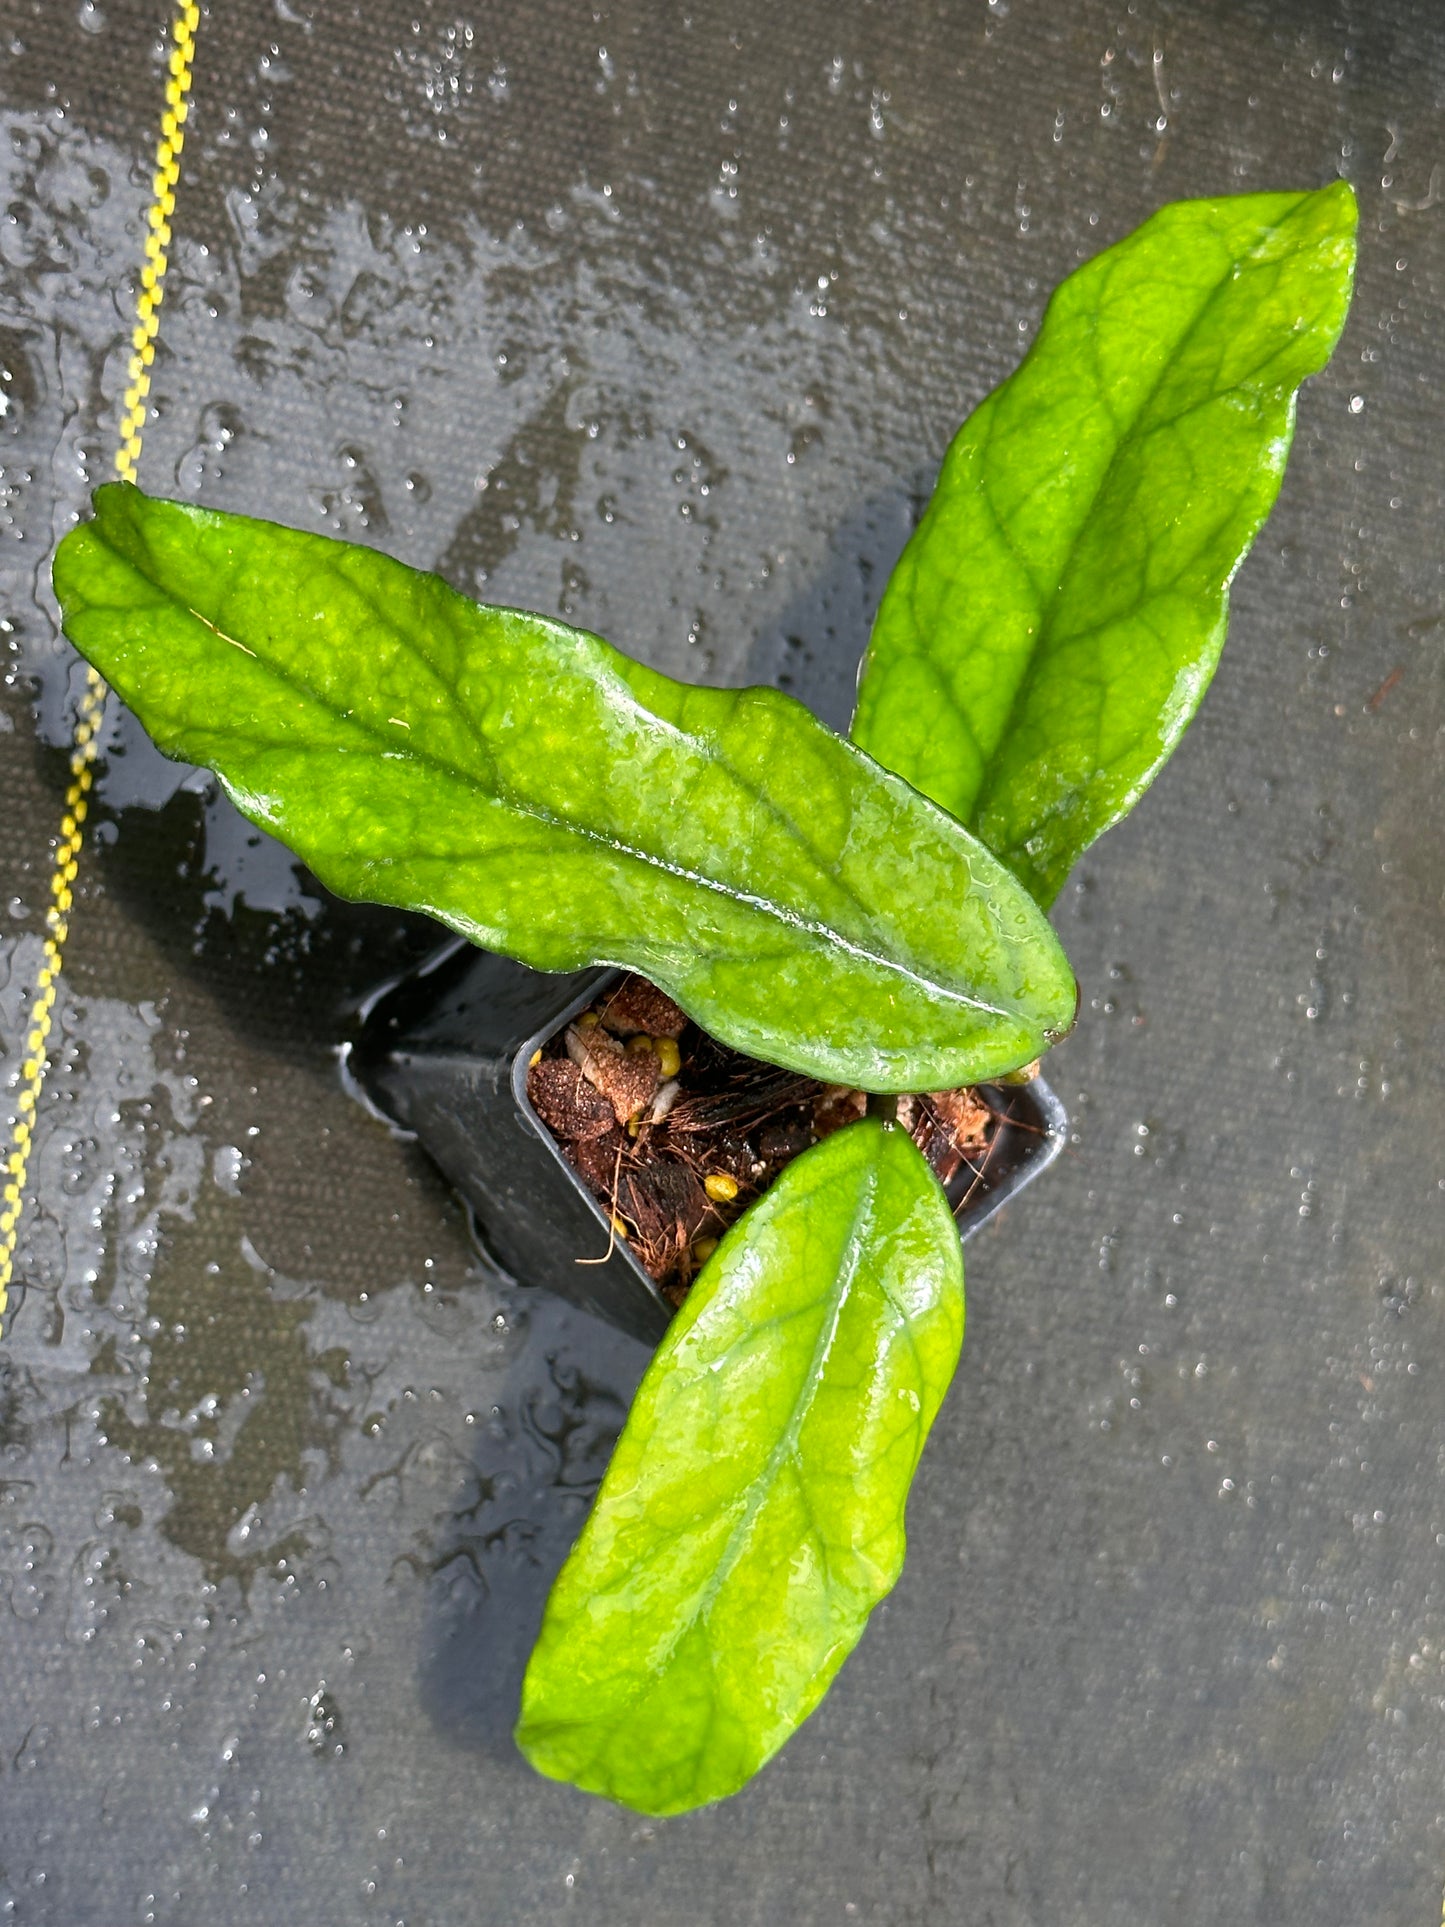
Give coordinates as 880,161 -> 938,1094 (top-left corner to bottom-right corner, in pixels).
511,967 -> 663,1300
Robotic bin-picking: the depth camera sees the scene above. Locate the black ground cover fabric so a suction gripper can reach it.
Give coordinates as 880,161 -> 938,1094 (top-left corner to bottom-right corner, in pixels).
1,2 -> 1443,1920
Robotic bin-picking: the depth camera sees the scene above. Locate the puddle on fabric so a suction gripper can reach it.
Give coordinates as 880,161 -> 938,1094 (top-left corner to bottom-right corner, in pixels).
1,59 -> 932,1834
0,91 -> 668,1902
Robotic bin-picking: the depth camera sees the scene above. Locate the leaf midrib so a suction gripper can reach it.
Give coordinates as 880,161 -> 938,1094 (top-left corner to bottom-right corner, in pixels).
126,554 -> 1014,1023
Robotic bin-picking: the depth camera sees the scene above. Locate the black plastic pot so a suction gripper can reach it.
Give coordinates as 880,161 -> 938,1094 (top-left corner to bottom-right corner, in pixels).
347,939 -> 1067,1346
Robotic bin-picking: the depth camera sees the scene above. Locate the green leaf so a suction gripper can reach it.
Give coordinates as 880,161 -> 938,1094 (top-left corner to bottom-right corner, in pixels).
53,484 -> 1075,1091
515,1116 -> 964,1814
852,183 -> 1357,905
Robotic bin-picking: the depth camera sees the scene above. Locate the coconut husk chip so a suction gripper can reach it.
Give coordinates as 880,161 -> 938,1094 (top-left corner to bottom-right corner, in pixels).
527,1058 -> 616,1140
597,974 -> 689,1040
565,1022 -> 661,1125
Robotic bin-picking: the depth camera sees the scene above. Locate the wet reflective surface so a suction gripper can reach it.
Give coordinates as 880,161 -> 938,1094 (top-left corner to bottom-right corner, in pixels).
2,0 -> 1443,1920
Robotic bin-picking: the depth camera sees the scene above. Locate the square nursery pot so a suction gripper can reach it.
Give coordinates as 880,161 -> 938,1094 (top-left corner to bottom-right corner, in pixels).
347,939 -> 1067,1347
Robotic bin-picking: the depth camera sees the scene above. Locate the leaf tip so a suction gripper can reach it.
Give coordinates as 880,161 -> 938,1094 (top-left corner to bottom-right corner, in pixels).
1318,175 -> 1359,227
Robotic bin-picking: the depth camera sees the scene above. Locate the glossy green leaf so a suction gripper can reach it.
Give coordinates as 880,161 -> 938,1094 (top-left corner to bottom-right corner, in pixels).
515,1116 -> 964,1814
54,485 -> 1075,1092
853,183 -> 1358,905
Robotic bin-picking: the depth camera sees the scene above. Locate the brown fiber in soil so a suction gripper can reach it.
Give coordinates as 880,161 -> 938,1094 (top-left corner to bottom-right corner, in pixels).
526,972 -> 1004,1306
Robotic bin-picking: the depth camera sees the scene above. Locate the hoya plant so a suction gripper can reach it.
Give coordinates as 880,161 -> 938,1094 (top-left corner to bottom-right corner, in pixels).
52,186 -> 1355,1815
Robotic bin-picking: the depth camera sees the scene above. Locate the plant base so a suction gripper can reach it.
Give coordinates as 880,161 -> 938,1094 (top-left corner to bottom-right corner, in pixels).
348,942 -> 1067,1345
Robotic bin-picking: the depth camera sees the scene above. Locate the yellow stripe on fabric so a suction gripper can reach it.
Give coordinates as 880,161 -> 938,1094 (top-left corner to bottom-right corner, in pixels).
0,0 -> 201,1319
